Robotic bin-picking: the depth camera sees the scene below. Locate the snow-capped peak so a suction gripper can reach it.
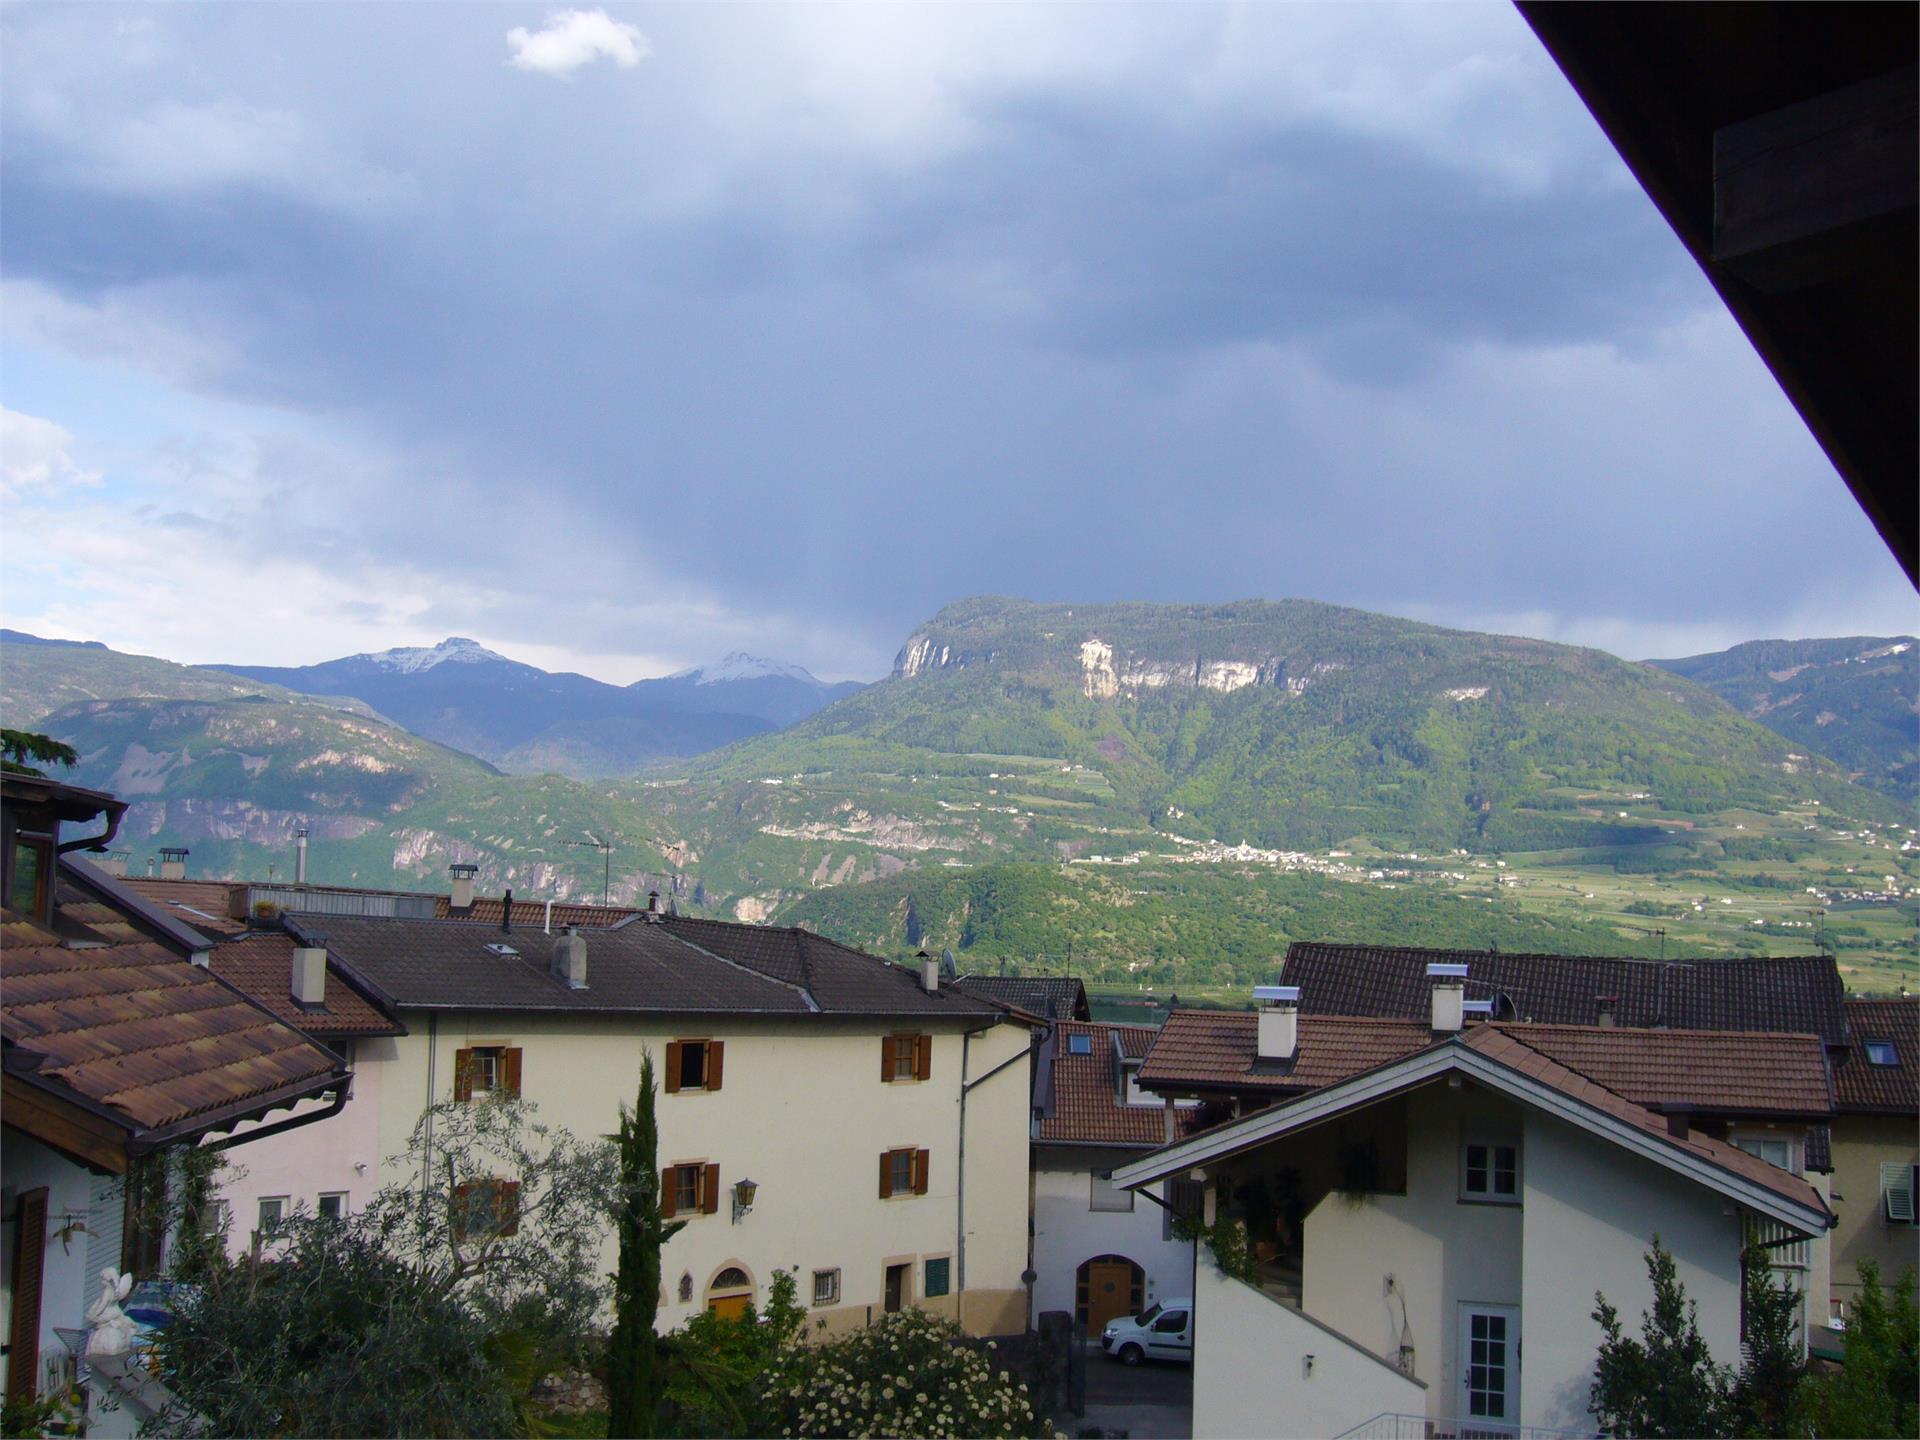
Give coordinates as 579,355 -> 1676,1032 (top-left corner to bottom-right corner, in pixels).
360,637 -> 510,673
672,652 -> 818,686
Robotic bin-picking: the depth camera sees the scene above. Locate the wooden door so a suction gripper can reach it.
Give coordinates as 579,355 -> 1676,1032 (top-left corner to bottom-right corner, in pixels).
708,1293 -> 750,1322
884,1263 -> 908,1313
1085,1258 -> 1136,1332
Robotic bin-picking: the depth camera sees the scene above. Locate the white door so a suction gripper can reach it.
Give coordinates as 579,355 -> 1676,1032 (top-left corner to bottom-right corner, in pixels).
1458,1303 -> 1520,1433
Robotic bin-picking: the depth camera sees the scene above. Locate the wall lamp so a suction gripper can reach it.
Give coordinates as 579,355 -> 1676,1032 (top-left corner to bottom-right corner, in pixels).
732,1177 -> 759,1224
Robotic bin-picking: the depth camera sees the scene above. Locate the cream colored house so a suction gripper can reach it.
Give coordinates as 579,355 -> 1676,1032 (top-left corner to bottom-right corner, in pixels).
268,906 -> 1038,1337
1113,993 -> 1833,1439
1827,996 -> 1919,1326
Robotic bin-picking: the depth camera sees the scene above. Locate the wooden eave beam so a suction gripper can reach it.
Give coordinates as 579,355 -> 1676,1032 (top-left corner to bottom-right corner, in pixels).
2,1074 -> 131,1175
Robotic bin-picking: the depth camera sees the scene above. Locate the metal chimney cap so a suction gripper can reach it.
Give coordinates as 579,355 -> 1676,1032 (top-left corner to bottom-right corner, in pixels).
1425,963 -> 1470,979
1252,985 -> 1302,1004
450,863 -> 479,876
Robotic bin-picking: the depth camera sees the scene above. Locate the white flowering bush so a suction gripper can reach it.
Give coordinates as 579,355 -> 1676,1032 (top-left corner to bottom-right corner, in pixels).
760,1308 -> 1053,1439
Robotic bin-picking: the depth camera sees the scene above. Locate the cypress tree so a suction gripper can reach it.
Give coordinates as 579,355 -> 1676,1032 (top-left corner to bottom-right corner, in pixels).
608,1051 -> 683,1438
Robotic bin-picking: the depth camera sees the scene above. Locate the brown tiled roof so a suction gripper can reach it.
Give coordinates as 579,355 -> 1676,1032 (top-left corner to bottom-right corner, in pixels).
1492,1023 -> 1832,1117
208,934 -> 404,1038
1138,1011 -> 1433,1095
1037,1022 -> 1207,1146
1832,997 -> 1919,1114
435,895 -> 646,927
954,975 -> 1090,1021
1113,1026 -> 1156,1060
1280,943 -> 1850,1047
119,878 -> 251,936
1460,1026 -> 1830,1219
2,914 -> 346,1139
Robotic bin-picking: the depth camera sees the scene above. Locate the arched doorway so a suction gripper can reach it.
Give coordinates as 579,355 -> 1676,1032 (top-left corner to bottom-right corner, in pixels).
1076,1255 -> 1143,1332
706,1264 -> 754,1321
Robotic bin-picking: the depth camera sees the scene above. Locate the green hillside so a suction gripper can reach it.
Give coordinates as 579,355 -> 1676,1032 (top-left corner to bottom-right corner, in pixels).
1648,636 -> 1918,802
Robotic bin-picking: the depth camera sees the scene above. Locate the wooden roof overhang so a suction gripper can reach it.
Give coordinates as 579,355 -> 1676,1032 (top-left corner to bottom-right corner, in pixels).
1520,2 -> 1918,585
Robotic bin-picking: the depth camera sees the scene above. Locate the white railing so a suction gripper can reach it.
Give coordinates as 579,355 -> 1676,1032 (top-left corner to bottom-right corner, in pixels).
1333,1414 -> 1594,1440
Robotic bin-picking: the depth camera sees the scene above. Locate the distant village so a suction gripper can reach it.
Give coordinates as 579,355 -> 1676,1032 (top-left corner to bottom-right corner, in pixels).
4,764 -> 1914,1438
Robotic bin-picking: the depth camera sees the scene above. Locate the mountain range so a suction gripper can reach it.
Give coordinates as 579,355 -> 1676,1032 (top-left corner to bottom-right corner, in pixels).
207,637 -> 861,776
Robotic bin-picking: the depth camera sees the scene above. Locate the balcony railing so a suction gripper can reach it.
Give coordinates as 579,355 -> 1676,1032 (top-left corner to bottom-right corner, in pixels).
1333,1414 -> 1594,1440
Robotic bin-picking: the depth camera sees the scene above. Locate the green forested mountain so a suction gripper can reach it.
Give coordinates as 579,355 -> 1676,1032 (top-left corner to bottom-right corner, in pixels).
1648,636 -> 1917,802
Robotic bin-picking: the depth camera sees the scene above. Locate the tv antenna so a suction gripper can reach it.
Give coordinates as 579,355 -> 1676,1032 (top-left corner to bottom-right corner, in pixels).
568,832 -> 615,908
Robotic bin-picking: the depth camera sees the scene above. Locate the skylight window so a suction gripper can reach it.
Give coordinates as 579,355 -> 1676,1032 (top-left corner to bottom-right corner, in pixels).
1866,1040 -> 1899,1066
484,942 -> 520,957
1067,1033 -> 1092,1055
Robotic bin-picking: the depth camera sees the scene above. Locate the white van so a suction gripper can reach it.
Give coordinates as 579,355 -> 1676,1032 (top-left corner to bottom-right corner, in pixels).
1098,1299 -> 1193,1366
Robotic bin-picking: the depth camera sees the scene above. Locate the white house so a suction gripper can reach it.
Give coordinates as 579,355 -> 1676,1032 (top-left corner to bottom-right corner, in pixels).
1113,994 -> 1833,1438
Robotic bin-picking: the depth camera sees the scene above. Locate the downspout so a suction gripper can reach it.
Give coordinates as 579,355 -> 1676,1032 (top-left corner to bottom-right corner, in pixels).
423,1013 -> 438,1201
956,1019 -> 1049,1324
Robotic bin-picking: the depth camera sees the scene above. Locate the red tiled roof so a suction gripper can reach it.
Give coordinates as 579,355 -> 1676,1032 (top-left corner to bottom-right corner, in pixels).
1833,996 -> 1919,1114
208,934 -> 403,1037
1037,1021 -> 1208,1146
1492,1023 -> 1832,1117
435,895 -> 646,927
2,913 -> 346,1138
1460,1026 -> 1830,1219
118,878 -> 251,936
1138,1011 -> 1433,1095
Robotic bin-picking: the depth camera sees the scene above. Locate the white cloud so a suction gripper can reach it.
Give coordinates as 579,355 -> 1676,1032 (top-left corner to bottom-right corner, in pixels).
0,408 -> 102,501
507,9 -> 651,77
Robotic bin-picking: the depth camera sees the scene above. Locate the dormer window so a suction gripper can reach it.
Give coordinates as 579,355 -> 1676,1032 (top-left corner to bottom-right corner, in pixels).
1866,1040 -> 1899,1066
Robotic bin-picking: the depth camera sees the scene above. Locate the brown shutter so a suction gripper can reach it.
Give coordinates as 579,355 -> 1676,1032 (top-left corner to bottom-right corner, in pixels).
915,1034 -> 932,1081
706,1041 -> 724,1092
499,1181 -> 522,1236
913,1149 -> 929,1195
882,1036 -> 895,1082
879,1151 -> 894,1199
7,1188 -> 48,1405
660,1168 -> 677,1219
665,1042 -> 683,1094
502,1048 -> 523,1096
452,1181 -> 473,1241
453,1048 -> 474,1102
702,1163 -> 721,1215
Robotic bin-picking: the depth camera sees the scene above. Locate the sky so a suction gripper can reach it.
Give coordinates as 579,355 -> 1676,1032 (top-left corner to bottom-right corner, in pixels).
3,3 -> 1913,685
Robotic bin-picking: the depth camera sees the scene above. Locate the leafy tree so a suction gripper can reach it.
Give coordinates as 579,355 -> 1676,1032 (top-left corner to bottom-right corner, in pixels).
609,1052 -> 684,1439
757,1307 -> 1050,1439
0,727 -> 77,776
658,1269 -> 804,1437
1590,1236 -> 1732,1438
1726,1245 -> 1804,1436
1790,1259 -> 1919,1439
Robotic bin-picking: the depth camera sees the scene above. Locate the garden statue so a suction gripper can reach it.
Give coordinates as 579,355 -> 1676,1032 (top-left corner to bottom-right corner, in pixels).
85,1268 -> 137,1357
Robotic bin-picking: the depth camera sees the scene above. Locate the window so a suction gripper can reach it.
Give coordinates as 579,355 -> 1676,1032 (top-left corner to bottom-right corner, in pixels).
882,1033 -> 931,1082
258,1197 -> 288,1237
812,1269 -> 841,1306
6,835 -> 50,918
1151,1309 -> 1189,1334
1461,1140 -> 1519,1202
317,1192 -> 347,1222
1067,1033 -> 1093,1055
451,1179 -> 520,1241
1165,1179 -> 1204,1242
1090,1173 -> 1135,1213
1881,1162 -> 1918,1224
201,1198 -> 231,1239
662,1162 -> 720,1218
1866,1040 -> 1899,1066
454,1045 -> 521,1101
666,1039 -> 724,1093
1733,1136 -> 1796,1173
879,1147 -> 929,1198
924,1256 -> 951,1298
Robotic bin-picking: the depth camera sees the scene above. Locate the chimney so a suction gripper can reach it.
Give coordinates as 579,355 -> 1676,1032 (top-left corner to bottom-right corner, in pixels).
922,955 -> 940,993
450,863 -> 478,911
1595,995 -> 1618,1028
1427,963 -> 1468,1033
1253,985 -> 1301,1062
93,852 -> 128,878
292,944 -> 327,1008
1664,1104 -> 1693,1141
294,827 -> 309,885
159,847 -> 190,881
551,925 -> 588,989
647,890 -> 661,914
501,888 -> 513,933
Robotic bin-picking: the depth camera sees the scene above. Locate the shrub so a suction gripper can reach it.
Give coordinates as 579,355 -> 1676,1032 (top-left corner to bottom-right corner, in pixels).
758,1308 -> 1051,1439
1790,1260 -> 1919,1440
1590,1236 -> 1732,1438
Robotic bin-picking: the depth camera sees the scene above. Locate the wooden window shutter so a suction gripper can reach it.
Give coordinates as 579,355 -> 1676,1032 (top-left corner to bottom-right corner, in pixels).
502,1048 -> 523,1096
879,1152 -> 894,1199
913,1149 -> 930,1196
453,1048 -> 474,1102
665,1042 -> 683,1094
706,1041 -> 724,1092
915,1034 -> 932,1081
882,1036 -> 895,1082
452,1181 -> 473,1241
499,1181 -> 522,1237
7,1188 -> 48,1405
660,1169 -> 677,1219
702,1163 -> 721,1215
